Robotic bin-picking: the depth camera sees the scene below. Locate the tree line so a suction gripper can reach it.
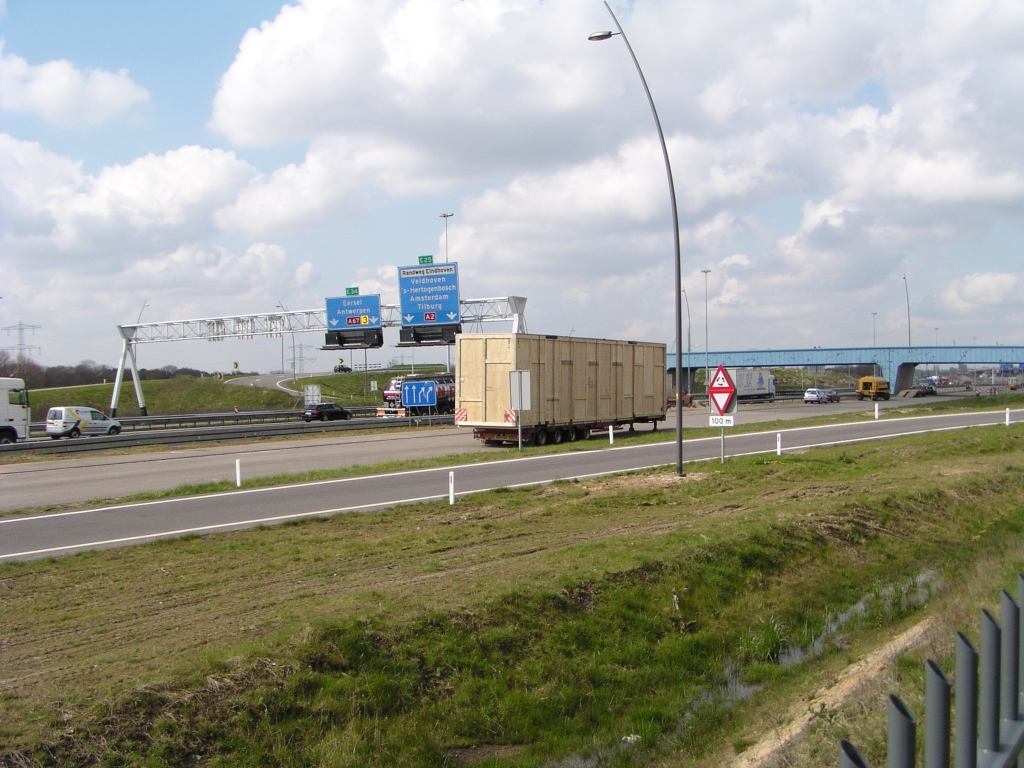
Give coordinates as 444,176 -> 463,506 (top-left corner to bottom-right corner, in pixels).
0,350 -> 232,389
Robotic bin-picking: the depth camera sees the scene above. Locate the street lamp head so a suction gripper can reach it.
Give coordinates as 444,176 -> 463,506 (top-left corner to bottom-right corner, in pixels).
588,31 -> 616,41
439,212 -> 453,219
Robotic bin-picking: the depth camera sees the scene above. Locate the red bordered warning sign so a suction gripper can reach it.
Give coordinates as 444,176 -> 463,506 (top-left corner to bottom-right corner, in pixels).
707,365 -> 737,416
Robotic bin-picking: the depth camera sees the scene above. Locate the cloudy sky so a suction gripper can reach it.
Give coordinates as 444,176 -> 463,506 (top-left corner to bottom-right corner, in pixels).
1,0 -> 1022,372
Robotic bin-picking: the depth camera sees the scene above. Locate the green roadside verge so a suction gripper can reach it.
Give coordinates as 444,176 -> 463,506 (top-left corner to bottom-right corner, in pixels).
4,422 -> 1024,766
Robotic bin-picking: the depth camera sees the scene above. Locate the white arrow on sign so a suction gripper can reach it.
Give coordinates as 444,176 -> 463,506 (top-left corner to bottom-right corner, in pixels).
329,319 -> 338,327
370,316 -> 378,323
404,314 -> 414,322
447,312 -> 458,320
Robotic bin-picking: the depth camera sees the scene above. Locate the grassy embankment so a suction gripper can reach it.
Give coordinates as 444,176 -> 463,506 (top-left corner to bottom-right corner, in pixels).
27,366 -> 448,420
4,424 -> 1024,766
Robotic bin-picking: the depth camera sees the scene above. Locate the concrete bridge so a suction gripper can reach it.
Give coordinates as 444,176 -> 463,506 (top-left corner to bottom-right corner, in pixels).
667,346 -> 1024,392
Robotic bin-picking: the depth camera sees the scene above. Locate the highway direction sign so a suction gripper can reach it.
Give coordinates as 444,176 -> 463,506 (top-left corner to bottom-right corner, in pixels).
708,365 -> 738,416
398,263 -> 461,327
401,380 -> 437,407
326,295 -> 382,330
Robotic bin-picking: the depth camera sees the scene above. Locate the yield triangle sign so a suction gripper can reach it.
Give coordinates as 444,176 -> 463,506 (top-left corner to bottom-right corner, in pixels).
707,364 -> 737,416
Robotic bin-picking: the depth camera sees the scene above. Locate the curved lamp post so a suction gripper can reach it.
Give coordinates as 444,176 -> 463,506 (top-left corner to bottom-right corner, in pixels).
590,1 -> 685,476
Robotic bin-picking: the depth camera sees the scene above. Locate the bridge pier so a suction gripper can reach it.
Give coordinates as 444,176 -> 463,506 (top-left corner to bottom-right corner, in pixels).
894,363 -> 918,394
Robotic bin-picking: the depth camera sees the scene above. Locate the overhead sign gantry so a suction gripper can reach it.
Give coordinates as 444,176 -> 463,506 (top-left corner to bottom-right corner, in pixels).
109,294 -> 527,416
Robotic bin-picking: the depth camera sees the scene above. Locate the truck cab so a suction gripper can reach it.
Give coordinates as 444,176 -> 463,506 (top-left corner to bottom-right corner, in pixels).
855,376 -> 890,401
0,377 -> 30,444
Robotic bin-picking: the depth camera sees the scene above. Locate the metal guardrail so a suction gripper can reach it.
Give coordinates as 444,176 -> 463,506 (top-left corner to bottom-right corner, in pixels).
840,576 -> 1024,768
27,407 -> 382,434
4,414 -> 455,455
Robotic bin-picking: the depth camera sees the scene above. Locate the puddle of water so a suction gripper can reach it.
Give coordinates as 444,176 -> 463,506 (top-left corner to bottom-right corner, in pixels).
549,570 -> 943,768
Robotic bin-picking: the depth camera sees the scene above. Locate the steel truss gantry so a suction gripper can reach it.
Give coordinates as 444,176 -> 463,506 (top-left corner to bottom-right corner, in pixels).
110,297 -> 527,415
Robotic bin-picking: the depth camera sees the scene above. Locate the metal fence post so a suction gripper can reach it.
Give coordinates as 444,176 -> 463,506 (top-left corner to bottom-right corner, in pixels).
926,659 -> 951,768
981,610 -> 1002,754
841,739 -> 873,768
1003,590 -> 1020,723
956,632 -> 978,768
889,694 -> 917,768
1017,575 -> 1024,718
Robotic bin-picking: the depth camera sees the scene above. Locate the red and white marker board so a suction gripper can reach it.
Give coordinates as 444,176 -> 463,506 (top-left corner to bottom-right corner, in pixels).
708,365 -> 738,416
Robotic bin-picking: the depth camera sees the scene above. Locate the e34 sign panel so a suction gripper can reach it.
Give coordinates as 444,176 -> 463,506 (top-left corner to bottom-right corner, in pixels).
398,263 -> 461,327
325,295 -> 382,329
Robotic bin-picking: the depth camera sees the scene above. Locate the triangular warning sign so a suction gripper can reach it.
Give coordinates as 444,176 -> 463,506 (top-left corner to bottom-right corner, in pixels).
710,369 -> 731,389
711,391 -> 733,414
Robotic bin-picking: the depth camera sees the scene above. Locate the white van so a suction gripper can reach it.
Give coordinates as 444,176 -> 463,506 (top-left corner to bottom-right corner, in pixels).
0,377 -> 30,444
46,406 -> 121,439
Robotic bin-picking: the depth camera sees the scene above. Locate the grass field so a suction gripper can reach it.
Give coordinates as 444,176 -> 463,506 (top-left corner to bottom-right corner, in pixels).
26,366 -> 450,420
4,420 -> 1024,766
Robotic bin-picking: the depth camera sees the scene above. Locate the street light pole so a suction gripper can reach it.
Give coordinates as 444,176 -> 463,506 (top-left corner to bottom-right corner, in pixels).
702,269 -> 711,410
590,2 -> 685,476
871,312 -> 877,348
903,273 -> 912,347
439,213 -> 453,262
683,287 -> 691,396
439,212 -> 455,372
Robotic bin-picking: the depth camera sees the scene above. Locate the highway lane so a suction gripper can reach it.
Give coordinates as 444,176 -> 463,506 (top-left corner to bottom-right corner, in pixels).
0,426 -> 489,511
2,408 -> 1017,562
0,396 -> 938,512
0,393 -> 929,514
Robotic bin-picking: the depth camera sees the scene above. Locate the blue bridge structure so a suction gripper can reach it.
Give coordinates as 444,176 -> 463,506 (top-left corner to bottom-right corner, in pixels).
668,346 -> 1024,393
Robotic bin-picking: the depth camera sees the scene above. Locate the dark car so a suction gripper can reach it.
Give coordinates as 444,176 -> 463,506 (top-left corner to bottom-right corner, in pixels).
333,365 -> 352,373
302,403 -> 351,422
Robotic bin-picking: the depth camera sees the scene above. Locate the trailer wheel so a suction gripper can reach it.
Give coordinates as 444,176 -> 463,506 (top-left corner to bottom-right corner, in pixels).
566,427 -> 579,442
534,429 -> 549,447
580,427 -> 592,441
551,428 -> 565,445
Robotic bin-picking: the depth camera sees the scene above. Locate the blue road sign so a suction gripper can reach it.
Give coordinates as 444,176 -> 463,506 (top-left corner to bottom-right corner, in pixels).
326,294 -> 382,330
401,380 -> 437,407
398,263 -> 460,327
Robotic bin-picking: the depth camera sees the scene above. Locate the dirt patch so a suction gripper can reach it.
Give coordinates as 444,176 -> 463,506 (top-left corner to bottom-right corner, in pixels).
730,618 -> 934,768
583,472 -> 709,494
788,485 -> 852,500
447,743 -> 524,765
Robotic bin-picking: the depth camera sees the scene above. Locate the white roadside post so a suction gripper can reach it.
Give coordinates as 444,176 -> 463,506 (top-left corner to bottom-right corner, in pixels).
609,425 -> 615,445
235,459 -> 241,488
449,471 -> 455,505
1007,408 -> 1011,427
509,370 -> 531,451
875,402 -> 880,420
777,433 -> 782,456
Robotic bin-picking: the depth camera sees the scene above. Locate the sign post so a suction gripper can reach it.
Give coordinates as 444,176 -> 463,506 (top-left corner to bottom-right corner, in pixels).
707,365 -> 737,463
509,370 -> 531,450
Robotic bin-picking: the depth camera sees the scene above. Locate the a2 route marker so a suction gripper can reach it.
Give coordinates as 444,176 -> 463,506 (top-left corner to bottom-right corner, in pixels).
707,365 -> 736,462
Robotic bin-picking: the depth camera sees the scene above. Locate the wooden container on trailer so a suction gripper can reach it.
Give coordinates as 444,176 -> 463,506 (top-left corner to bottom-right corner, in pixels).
455,333 -> 666,445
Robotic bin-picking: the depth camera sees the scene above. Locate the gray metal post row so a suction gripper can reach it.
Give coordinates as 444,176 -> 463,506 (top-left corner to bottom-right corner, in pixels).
839,575 -> 1024,768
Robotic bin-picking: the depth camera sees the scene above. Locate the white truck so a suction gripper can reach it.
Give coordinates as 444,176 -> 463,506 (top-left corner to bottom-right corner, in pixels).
727,368 -> 776,402
0,377 -> 30,444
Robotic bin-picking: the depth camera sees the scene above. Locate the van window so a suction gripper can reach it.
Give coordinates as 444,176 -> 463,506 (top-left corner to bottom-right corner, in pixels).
91,410 -> 107,420
47,408 -> 63,420
7,389 -> 27,406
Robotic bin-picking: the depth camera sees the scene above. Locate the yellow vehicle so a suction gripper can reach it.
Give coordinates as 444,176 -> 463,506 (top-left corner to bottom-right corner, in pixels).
855,376 -> 890,401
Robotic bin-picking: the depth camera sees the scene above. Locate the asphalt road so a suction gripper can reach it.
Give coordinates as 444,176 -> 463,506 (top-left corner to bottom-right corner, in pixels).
1,396 -> 940,512
2,408 -> 1016,562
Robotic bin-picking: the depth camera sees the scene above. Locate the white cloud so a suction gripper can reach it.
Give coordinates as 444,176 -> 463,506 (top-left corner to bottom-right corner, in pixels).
0,136 -> 256,258
940,271 -> 1023,314
0,43 -> 149,124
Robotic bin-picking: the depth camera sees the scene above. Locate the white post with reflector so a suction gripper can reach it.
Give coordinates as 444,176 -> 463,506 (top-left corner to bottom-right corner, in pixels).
449,471 -> 455,505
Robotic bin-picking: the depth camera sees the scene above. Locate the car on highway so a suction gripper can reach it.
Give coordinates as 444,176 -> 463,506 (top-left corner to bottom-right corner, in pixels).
803,388 -> 828,404
333,365 -> 352,373
301,403 -> 351,422
824,389 -> 840,403
45,406 -> 121,438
